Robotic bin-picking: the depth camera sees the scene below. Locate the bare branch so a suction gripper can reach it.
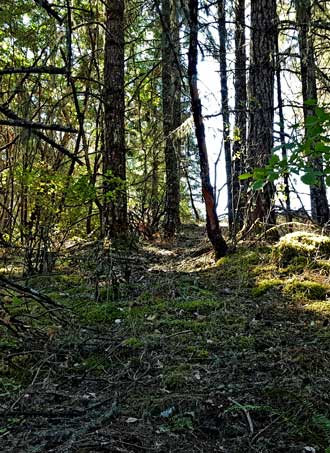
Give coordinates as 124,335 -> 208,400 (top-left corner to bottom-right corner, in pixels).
33,0 -> 64,24
0,105 -> 83,165
0,118 -> 78,133
0,66 -> 67,76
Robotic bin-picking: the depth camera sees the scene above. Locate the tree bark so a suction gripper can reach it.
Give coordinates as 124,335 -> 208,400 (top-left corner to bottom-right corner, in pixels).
295,0 -> 329,225
217,0 -> 233,234
275,30 -> 292,223
162,0 -> 181,237
246,0 -> 277,227
232,0 -> 247,233
188,0 -> 227,259
103,0 -> 128,237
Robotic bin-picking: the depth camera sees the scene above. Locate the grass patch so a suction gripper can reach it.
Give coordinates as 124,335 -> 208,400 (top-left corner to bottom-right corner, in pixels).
121,337 -> 144,348
77,301 -> 123,324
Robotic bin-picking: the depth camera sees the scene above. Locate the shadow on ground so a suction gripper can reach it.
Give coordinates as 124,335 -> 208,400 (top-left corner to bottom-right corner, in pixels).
1,225 -> 330,452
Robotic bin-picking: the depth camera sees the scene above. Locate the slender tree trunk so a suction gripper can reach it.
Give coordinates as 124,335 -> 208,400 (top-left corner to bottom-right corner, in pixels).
188,0 -> 227,259
162,0 -> 181,237
295,0 -> 329,225
217,0 -> 233,233
232,0 -> 247,233
103,0 -> 127,237
246,0 -> 277,228
275,30 -> 292,223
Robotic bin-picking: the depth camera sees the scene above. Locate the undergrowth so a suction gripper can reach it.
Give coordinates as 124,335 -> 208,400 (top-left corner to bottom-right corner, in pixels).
1,227 -> 330,452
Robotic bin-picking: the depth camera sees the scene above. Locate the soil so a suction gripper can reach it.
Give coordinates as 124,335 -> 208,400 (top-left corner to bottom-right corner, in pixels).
1,224 -> 330,452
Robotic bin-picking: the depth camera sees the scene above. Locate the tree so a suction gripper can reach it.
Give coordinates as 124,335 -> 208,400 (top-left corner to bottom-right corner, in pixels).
161,0 -> 181,237
295,0 -> 329,225
188,0 -> 227,259
232,0 -> 247,233
217,0 -> 233,234
245,0 -> 277,228
103,0 -> 128,237
275,24 -> 292,223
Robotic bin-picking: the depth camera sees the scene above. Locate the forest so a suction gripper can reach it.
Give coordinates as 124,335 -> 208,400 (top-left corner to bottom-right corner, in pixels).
1,0 -> 330,451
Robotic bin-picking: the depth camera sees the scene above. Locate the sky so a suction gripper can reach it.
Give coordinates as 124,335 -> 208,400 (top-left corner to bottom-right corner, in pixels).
197,34 -> 313,218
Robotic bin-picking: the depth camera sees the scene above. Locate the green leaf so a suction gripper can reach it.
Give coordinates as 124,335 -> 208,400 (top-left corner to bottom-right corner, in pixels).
269,154 -> 280,165
268,171 -> 279,182
253,168 -> 268,179
239,173 -> 253,180
284,142 -> 297,150
304,98 -> 317,106
305,116 -> 317,126
252,180 -> 265,191
315,142 -> 330,154
315,106 -> 328,121
301,172 -> 317,185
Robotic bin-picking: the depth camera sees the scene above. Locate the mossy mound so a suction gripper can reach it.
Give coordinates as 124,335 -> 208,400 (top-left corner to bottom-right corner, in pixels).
284,279 -> 328,301
252,278 -> 283,297
274,232 -> 330,265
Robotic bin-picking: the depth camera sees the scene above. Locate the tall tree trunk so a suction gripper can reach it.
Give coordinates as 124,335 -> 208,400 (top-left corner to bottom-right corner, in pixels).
162,0 -> 181,237
103,0 -> 127,237
295,0 -> 329,225
232,0 -> 247,233
217,0 -> 233,234
188,0 -> 227,259
275,30 -> 292,223
246,0 -> 277,228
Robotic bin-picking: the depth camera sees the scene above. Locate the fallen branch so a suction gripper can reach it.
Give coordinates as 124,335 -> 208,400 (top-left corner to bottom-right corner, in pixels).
0,274 -> 62,309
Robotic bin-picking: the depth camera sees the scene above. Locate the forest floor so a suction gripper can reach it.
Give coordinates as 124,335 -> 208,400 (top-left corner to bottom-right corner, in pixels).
1,224 -> 330,452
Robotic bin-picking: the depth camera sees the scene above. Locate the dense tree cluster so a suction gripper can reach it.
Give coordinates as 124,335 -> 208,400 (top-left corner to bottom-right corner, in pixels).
0,0 -> 330,267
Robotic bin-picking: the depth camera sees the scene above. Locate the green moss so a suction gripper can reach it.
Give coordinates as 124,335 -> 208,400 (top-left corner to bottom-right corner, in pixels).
122,337 -> 143,348
163,364 -> 191,389
230,335 -> 255,351
217,250 -> 261,270
82,353 -> 111,372
284,280 -> 327,300
252,278 -> 283,297
169,414 -> 194,431
253,264 -> 278,275
278,256 -> 309,274
242,251 -> 261,265
216,256 -> 228,267
185,346 -> 209,358
311,259 -> 330,273
303,301 -> 330,315
219,313 -> 246,326
78,302 -> 122,324
142,334 -> 162,348
275,232 -> 330,265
